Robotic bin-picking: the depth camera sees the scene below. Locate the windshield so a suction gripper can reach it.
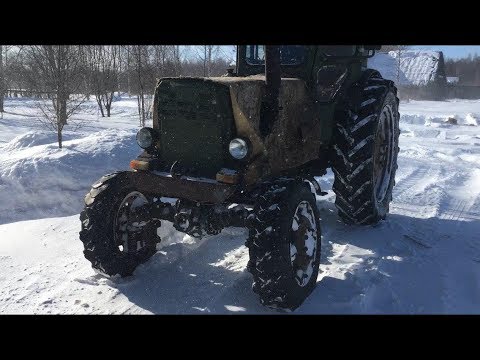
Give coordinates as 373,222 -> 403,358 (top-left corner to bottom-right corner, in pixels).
245,45 -> 305,65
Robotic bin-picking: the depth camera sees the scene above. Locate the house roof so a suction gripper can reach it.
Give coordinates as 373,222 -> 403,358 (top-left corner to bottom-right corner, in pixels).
368,50 -> 444,86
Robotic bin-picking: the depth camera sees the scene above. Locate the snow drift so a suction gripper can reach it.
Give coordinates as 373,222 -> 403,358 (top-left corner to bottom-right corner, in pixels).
0,129 -> 138,224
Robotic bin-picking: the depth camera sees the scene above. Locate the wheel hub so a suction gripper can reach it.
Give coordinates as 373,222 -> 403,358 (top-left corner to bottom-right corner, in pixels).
290,201 -> 318,287
114,191 -> 150,254
373,104 -> 395,203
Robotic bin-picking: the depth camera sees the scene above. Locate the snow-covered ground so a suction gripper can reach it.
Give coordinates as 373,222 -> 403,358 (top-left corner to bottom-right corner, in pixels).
0,96 -> 479,314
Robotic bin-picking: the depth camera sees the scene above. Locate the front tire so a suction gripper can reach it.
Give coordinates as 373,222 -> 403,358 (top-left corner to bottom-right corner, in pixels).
246,179 -> 322,311
331,70 -> 400,225
79,172 -> 159,277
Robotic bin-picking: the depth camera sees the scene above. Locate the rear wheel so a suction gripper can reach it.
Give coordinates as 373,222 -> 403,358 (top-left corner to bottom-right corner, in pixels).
331,71 -> 400,225
79,172 -> 160,277
246,179 -> 322,310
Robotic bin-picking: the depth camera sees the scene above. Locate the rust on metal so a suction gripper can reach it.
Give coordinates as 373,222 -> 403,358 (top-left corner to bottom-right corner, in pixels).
130,160 -> 149,171
121,171 -> 237,204
216,169 -> 240,184
229,86 -> 266,159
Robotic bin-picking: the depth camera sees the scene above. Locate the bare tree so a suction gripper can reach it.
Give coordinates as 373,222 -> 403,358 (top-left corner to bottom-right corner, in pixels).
149,45 -> 184,79
116,45 -> 131,96
85,46 -> 119,117
114,45 -> 185,126
24,45 -> 86,148
1,45 -> 232,126
152,45 -> 168,78
133,45 -> 147,126
128,45 -> 157,126
4,46 -> 40,98
170,45 -> 183,76
195,45 -> 220,77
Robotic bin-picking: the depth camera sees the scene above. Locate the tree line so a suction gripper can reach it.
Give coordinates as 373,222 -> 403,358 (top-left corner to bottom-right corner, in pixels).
0,45 -> 233,147
445,54 -> 480,86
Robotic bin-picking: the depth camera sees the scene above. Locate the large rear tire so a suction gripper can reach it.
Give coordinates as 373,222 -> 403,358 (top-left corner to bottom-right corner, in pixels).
79,172 -> 160,277
331,71 -> 400,225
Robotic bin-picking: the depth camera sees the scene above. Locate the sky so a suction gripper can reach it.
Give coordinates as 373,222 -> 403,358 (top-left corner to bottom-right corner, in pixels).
181,46 -> 236,62
408,46 -> 480,59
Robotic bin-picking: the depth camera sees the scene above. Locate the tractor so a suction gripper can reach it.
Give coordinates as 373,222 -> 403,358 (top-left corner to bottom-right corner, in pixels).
79,45 -> 399,310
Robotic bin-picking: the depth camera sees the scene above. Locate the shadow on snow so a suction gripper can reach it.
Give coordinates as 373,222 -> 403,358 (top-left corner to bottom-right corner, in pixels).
106,199 -> 480,314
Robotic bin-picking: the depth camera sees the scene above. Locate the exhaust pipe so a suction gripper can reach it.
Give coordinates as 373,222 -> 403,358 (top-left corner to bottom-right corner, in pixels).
260,46 -> 281,138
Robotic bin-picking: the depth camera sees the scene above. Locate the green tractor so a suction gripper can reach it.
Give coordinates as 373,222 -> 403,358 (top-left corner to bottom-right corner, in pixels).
79,45 -> 400,310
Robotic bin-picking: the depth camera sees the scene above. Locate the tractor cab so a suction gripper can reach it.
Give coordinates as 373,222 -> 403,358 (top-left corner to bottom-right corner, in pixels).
235,45 -> 379,84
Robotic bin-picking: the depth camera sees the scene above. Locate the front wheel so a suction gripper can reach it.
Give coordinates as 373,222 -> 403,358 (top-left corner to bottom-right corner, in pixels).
79,172 -> 160,277
246,179 -> 322,311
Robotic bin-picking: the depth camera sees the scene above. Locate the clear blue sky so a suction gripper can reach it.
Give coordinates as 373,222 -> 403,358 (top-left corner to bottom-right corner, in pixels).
411,46 -> 480,59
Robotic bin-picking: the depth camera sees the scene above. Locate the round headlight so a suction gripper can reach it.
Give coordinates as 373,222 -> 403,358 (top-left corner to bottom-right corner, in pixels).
229,138 -> 249,159
136,127 -> 155,149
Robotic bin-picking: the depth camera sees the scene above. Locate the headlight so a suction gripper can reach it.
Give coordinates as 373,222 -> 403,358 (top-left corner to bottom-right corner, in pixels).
136,127 -> 156,149
229,138 -> 249,159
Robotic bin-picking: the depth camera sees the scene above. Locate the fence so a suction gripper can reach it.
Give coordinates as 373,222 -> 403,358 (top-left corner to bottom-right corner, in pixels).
446,85 -> 480,99
397,84 -> 480,101
5,89 -> 54,98
397,83 -> 447,101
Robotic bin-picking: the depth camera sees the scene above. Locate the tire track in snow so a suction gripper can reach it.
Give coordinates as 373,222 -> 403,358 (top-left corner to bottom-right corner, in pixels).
393,165 -> 429,199
439,199 -> 470,222
440,195 -> 480,222
393,164 -> 443,205
422,167 -> 480,312
439,193 -> 480,264
392,163 -> 446,220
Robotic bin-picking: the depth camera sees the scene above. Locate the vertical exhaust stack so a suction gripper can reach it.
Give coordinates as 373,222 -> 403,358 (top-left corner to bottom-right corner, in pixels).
260,46 -> 281,138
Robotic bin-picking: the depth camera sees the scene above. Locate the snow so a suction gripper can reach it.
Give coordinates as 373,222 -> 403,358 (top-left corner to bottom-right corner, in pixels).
0,98 -> 151,226
1,96 -> 480,314
447,77 -> 459,84
465,113 -> 478,126
369,50 -> 444,86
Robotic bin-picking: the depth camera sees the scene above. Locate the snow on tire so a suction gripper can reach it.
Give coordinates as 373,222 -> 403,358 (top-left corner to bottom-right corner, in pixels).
331,70 -> 400,225
79,172 -> 159,277
246,179 -> 322,311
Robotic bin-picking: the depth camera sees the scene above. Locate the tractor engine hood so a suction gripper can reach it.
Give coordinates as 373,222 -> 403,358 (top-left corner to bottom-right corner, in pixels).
152,75 -> 318,183
209,75 -> 319,179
